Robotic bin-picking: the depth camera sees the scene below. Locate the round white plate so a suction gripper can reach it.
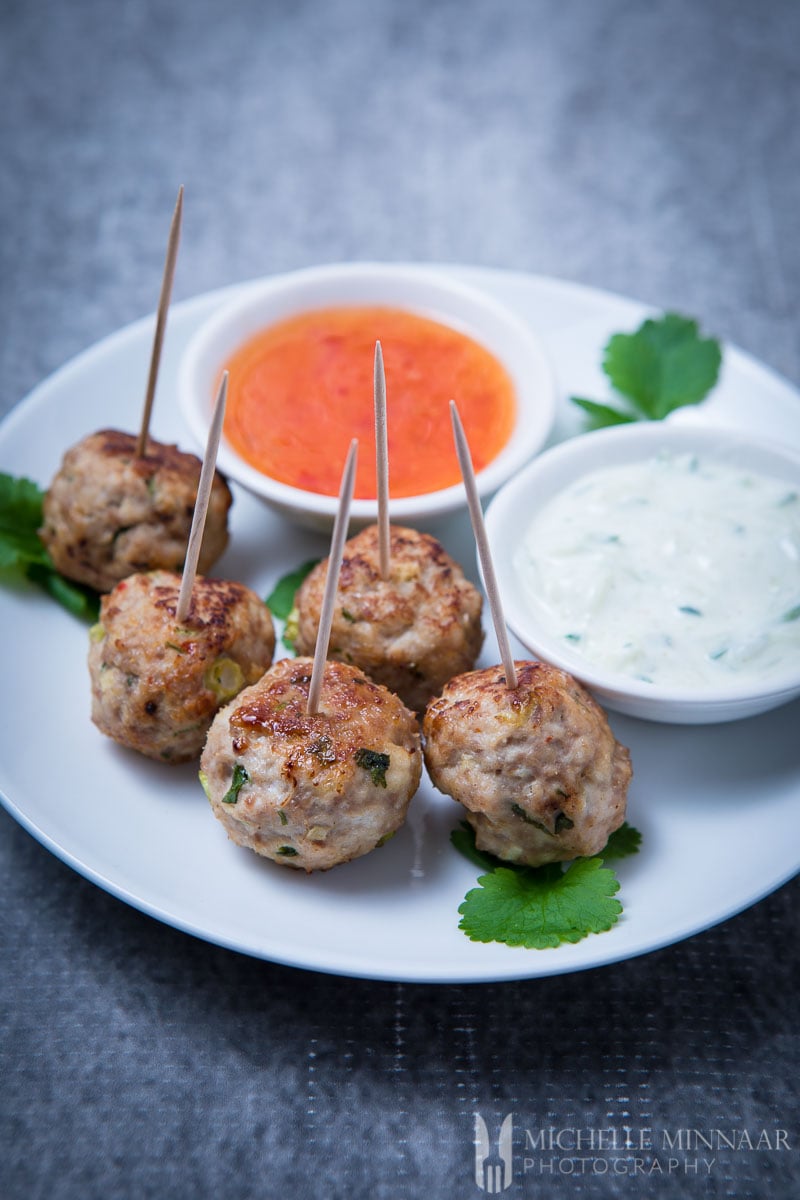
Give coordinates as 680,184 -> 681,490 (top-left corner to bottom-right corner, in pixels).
1,266 -> 798,983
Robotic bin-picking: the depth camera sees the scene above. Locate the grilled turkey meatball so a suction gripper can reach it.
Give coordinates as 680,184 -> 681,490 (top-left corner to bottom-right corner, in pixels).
423,660 -> 631,866
201,657 -> 422,871
89,570 -> 275,763
41,429 -> 232,592
294,524 -> 483,712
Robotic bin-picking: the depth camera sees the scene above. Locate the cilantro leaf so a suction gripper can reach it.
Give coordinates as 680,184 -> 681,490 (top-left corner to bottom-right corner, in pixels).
570,398 -> 638,431
0,473 -> 50,568
0,470 -> 100,620
450,821 -> 499,871
222,762 -> 249,805
451,819 -> 641,872
571,312 -> 722,426
598,821 -> 642,861
604,313 -> 722,418
450,819 -> 642,950
458,859 -> 622,949
266,559 -> 321,653
266,559 -> 320,620
25,562 -> 100,620
354,748 -> 390,787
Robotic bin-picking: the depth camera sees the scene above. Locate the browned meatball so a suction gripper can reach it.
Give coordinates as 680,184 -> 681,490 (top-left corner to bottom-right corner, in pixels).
89,569 -> 275,763
423,660 -> 632,866
41,429 -> 232,592
294,524 -> 483,712
201,657 -> 422,871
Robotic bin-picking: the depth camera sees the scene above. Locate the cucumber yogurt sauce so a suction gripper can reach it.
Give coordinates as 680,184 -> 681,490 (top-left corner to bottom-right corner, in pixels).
515,451 -> 800,689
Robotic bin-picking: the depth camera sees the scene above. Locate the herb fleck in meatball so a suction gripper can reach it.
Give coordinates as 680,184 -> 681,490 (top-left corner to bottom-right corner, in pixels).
423,661 -> 632,866
41,429 -> 232,592
89,570 -> 275,763
201,657 -> 422,871
294,524 -> 483,712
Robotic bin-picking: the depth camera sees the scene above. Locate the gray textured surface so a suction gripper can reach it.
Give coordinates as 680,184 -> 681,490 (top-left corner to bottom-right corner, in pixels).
1,1 -> 799,1197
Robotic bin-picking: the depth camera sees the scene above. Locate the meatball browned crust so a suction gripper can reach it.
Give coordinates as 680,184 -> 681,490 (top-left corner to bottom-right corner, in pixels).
201,657 -> 422,871
41,429 -> 232,592
89,570 -> 275,763
294,524 -> 483,712
423,661 -> 632,866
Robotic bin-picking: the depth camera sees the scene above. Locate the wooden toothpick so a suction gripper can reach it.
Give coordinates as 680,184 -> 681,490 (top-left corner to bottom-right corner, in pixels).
374,340 -> 391,579
136,185 -> 184,458
306,439 -> 359,716
449,400 -> 518,690
175,371 -> 228,624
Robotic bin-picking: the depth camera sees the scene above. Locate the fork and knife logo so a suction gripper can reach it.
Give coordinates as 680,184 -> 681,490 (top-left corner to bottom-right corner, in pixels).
474,1113 -> 514,1193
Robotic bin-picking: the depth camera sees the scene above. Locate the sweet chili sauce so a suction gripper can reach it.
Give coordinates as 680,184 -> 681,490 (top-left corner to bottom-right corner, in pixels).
223,306 -> 516,498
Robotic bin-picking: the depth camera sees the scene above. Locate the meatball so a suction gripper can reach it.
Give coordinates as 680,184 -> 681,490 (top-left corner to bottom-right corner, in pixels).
423,660 -> 632,866
201,657 -> 422,871
294,524 -> 483,712
89,569 -> 275,763
41,429 -> 232,592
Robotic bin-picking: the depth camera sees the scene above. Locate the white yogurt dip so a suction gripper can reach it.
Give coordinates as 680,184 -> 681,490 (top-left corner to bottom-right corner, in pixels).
514,451 -> 800,688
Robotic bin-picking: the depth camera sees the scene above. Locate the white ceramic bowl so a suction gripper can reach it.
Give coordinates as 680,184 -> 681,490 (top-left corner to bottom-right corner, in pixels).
485,420 -> 800,724
178,262 -> 556,531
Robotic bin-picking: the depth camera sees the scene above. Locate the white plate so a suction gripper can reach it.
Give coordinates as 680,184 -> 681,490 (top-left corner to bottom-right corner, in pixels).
1,266 -> 798,983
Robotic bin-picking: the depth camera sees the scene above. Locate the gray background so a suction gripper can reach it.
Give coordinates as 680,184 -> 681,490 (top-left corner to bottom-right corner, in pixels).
1,1 -> 798,1197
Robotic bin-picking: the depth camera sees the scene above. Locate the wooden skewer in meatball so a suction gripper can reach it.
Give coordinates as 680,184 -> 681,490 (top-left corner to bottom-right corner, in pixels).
201,656 -> 421,870
90,569 -> 275,763
40,189 -> 232,593
294,523 -> 484,713
422,404 -> 632,867
88,375 -> 275,764
294,344 -> 482,711
423,660 -> 631,865
201,440 -> 423,871
41,429 -> 232,593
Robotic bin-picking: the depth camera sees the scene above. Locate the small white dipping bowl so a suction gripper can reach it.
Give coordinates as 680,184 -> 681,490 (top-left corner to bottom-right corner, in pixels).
484,420 -> 800,724
178,262 -> 555,531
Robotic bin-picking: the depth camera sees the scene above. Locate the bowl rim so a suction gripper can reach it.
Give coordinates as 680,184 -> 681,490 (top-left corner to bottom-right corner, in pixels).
484,419 -> 800,711
177,261 -> 557,521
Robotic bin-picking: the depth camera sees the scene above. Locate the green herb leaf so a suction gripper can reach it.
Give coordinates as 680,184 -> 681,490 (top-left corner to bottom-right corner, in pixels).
266,559 -> 320,620
0,471 -> 101,620
451,819 -> 642,949
0,472 -> 50,568
598,821 -> 642,861
458,858 -> 622,949
572,312 -> 722,427
570,397 -> 637,430
25,562 -> 100,620
450,821 -> 499,871
604,312 -> 722,419
354,748 -> 390,788
222,762 -> 249,805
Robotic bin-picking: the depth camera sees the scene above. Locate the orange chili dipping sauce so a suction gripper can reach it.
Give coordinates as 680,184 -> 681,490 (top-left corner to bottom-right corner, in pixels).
223,306 -> 516,499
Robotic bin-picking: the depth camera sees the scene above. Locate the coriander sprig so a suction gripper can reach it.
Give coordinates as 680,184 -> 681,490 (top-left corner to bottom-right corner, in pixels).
573,312 -> 722,429
451,821 -> 642,950
266,558 -> 320,651
0,471 -> 99,619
